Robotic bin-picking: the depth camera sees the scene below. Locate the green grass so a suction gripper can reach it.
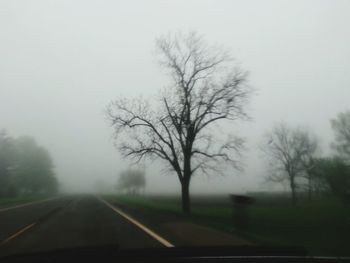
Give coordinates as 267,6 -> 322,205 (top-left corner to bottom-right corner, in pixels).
245,200 -> 350,255
105,194 -> 350,257
0,195 -> 44,208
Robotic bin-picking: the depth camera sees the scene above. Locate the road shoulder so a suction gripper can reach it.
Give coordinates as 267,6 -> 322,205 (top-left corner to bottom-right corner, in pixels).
105,197 -> 252,247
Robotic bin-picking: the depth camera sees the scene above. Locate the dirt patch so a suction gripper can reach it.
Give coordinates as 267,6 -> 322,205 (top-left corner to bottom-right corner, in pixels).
161,222 -> 252,246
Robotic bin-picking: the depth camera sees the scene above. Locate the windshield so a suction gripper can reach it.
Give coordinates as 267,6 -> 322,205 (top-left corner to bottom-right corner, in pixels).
0,0 -> 349,259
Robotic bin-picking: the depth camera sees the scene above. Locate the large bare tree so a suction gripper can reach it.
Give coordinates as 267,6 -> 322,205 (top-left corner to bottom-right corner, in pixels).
261,123 -> 318,205
107,32 -> 251,213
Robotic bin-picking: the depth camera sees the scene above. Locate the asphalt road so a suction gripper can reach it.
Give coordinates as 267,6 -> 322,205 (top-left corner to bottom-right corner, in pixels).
0,195 -> 166,257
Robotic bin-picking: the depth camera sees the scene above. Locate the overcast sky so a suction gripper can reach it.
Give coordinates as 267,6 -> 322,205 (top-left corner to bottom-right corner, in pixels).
1,0 -> 349,194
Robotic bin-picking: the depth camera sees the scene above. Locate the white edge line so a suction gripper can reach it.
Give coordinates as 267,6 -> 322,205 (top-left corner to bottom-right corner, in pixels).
97,196 -> 174,248
0,196 -> 60,212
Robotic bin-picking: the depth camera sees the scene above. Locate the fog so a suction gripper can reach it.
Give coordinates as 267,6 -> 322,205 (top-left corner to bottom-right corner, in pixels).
1,0 -> 349,195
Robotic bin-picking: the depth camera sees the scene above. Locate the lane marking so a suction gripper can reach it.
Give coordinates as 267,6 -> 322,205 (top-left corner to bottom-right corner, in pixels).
0,197 -> 61,213
97,197 -> 174,248
0,223 -> 36,246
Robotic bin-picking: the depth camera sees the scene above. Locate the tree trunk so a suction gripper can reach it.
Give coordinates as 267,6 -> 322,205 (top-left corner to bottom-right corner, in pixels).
181,179 -> 191,214
308,174 -> 312,201
181,152 -> 192,214
290,176 -> 297,205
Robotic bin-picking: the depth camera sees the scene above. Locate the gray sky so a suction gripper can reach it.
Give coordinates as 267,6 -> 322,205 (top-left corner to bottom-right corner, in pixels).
1,0 -> 349,194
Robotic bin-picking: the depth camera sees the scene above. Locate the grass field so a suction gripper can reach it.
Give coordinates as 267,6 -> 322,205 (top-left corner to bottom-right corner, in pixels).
105,193 -> 350,257
0,195 -> 46,208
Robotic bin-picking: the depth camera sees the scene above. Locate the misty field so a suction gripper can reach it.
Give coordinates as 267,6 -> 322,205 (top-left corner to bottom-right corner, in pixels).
106,193 -> 350,256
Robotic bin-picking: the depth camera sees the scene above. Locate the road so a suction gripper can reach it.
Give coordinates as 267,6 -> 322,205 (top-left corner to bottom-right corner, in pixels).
0,195 -> 169,257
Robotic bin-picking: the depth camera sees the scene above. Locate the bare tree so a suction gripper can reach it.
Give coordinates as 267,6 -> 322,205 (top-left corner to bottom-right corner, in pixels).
116,169 -> 146,194
261,123 -> 318,205
331,111 -> 350,163
107,32 -> 251,213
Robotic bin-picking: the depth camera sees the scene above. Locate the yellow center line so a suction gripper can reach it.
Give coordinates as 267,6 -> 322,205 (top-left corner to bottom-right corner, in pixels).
97,197 -> 174,248
0,223 -> 36,247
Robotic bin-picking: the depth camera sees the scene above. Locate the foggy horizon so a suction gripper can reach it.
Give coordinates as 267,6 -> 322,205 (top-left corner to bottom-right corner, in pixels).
1,0 -> 349,195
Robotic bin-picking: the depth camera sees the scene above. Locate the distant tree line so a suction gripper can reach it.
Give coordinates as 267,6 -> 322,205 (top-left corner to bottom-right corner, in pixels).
261,111 -> 350,205
0,130 -> 58,197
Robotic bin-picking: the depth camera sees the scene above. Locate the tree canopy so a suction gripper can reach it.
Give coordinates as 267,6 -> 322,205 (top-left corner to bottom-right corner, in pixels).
0,131 -> 58,197
311,157 -> 350,200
